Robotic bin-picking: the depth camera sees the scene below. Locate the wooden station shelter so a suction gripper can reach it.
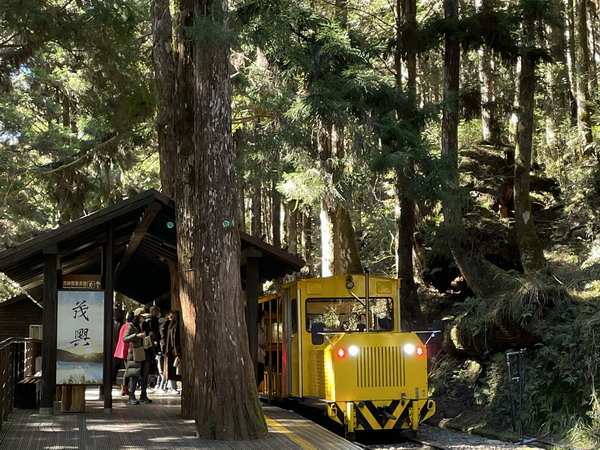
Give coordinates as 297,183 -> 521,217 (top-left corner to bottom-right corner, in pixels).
0,189 -> 304,412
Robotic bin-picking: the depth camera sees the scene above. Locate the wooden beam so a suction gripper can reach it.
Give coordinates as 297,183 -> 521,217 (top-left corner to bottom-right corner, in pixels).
113,202 -> 161,282
240,247 -> 262,265
40,247 -> 58,413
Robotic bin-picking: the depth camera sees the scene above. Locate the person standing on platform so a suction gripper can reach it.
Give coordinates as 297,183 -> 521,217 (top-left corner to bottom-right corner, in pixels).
163,310 -> 181,392
155,315 -> 167,392
113,310 -> 134,395
124,307 -> 153,405
148,305 -> 162,388
158,312 -> 171,391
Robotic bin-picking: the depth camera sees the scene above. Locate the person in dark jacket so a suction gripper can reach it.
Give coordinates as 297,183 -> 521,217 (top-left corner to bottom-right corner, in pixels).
163,310 -> 181,392
123,307 -> 153,405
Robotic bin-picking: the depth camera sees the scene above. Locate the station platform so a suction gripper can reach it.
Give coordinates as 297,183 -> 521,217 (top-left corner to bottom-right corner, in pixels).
0,388 -> 361,449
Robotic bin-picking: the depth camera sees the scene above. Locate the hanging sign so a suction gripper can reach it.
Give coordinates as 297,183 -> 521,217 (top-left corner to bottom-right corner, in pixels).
62,274 -> 102,290
56,290 -> 104,385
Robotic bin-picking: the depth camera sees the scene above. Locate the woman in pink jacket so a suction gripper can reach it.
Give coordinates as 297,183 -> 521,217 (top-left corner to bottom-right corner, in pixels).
113,311 -> 134,395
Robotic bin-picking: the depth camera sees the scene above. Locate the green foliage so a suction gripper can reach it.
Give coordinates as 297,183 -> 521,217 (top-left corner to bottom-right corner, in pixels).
0,273 -> 21,300
0,0 -> 156,243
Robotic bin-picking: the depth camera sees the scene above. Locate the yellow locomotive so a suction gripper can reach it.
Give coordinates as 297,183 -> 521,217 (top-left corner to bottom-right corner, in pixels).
258,272 -> 436,438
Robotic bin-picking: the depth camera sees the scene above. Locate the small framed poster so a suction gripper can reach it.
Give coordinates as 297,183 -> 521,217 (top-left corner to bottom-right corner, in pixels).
56,290 -> 104,385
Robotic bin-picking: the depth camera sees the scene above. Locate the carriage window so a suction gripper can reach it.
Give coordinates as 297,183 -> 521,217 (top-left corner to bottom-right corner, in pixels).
305,297 -> 394,332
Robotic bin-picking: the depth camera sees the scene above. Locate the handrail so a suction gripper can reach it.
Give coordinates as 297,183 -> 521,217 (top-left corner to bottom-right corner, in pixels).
0,337 -> 43,432
0,337 -> 41,351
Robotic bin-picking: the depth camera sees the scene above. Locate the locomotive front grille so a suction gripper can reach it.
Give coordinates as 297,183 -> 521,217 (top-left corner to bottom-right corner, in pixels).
356,346 -> 405,388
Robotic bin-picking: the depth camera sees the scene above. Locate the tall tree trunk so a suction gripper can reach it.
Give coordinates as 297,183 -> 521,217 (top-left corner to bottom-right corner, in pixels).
566,0 -> 579,123
475,0 -> 500,144
272,181 -> 281,248
509,60 -> 521,146
589,0 -> 598,92
544,0 -> 571,156
320,203 -> 334,276
441,0 -> 516,298
302,208 -> 314,274
286,201 -> 298,255
171,0 -> 197,420
251,179 -> 262,237
233,130 -> 247,233
154,0 -> 176,197
576,0 -> 594,154
332,205 -> 363,274
479,46 -> 497,143
192,0 -> 267,440
394,0 -> 422,328
395,171 -> 422,328
513,15 -> 547,273
319,124 -> 363,275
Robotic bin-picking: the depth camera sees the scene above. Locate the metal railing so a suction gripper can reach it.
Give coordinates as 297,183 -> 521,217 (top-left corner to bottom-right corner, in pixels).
0,338 -> 42,431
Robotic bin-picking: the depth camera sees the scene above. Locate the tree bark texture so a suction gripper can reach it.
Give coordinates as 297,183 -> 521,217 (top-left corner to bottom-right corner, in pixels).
320,204 -> 334,276
192,0 -> 267,440
441,0 -> 460,233
286,201 -> 298,255
566,0 -> 579,123
514,20 -> 547,273
509,60 -> 521,146
251,179 -> 262,237
271,181 -> 281,248
302,208 -> 314,273
475,0 -> 499,144
395,170 -> 423,329
441,0 -> 515,298
576,0 -> 594,154
160,0 -> 197,420
589,0 -> 598,92
394,0 -> 422,328
544,0 -> 572,156
154,0 -> 176,197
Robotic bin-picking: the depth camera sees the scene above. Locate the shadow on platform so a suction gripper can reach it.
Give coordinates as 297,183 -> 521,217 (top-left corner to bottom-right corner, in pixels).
0,388 -> 359,449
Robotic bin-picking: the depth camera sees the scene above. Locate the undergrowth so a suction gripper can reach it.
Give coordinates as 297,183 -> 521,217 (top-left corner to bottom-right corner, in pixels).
428,251 -> 600,449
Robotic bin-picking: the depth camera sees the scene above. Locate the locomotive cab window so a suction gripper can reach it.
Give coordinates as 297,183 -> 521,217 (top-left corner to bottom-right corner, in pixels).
305,297 -> 394,332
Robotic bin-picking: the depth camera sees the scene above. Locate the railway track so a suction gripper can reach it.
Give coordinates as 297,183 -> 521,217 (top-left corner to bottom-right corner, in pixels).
353,435 -> 449,449
286,400 -> 521,449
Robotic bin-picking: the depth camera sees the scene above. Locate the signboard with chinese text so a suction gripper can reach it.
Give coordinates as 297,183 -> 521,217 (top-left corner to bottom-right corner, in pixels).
62,274 -> 102,290
56,290 -> 104,385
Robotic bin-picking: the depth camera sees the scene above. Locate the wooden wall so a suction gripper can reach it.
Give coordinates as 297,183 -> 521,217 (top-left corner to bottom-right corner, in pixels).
0,297 -> 43,341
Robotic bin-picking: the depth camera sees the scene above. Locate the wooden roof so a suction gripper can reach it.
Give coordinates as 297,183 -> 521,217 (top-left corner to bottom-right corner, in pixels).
0,189 -> 304,304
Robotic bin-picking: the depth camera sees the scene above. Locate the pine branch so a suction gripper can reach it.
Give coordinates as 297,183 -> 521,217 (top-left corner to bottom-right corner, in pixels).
31,126 -> 149,175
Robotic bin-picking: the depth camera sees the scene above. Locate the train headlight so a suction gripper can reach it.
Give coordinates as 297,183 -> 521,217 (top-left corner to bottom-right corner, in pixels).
348,345 -> 359,357
336,347 -> 346,358
404,343 -> 426,356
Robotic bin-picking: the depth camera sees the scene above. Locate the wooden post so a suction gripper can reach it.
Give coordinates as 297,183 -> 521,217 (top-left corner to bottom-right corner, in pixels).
242,248 -> 262,380
40,246 -> 58,414
103,225 -> 114,410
